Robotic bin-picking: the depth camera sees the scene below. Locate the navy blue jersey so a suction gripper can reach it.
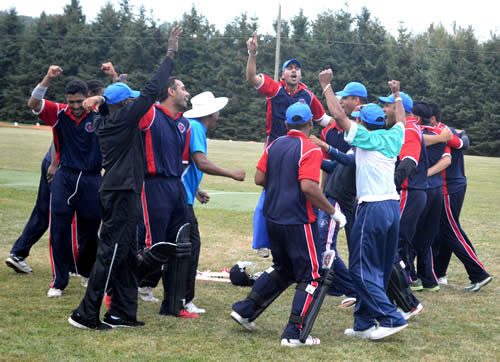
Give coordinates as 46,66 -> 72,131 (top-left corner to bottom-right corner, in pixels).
398,119 -> 428,190
320,121 -> 350,155
36,100 -> 102,173
257,130 -> 322,225
140,104 -> 191,178
257,74 -> 327,145
442,127 -> 467,195
421,125 -> 450,189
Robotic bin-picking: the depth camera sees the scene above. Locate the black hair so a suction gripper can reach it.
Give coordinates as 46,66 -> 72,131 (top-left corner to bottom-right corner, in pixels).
86,80 -> 105,96
347,95 -> 368,104
287,120 -> 310,130
363,121 -> 386,131
158,76 -> 180,102
412,101 -> 432,124
428,102 -> 441,122
65,80 -> 88,96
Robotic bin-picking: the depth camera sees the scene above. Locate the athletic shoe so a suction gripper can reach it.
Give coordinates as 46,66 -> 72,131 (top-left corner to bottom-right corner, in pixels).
369,324 -> 407,340
438,276 -> 448,286
410,279 -> 423,291
47,287 -> 63,297
344,326 -> 377,339
102,314 -> 145,328
178,309 -> 200,319
230,311 -> 255,331
103,293 -> 112,310
5,256 -> 33,274
464,276 -> 492,292
338,297 -> 356,309
281,335 -> 320,347
185,301 -> 206,314
68,311 -> 111,330
80,277 -> 89,288
138,286 -> 160,302
398,303 -> 424,320
257,248 -> 270,258
423,285 -> 440,292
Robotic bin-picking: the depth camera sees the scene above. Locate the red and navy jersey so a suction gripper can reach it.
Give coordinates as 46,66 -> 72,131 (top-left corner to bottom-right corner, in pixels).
140,104 -> 191,177
398,118 -> 428,190
441,127 -> 466,195
257,130 -> 322,225
421,125 -> 451,188
320,121 -> 350,158
257,74 -> 327,145
35,100 -> 101,173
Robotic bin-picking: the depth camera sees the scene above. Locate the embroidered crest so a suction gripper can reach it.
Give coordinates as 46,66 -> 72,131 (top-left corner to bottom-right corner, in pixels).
298,98 -> 306,104
85,121 -> 94,133
177,122 -> 186,133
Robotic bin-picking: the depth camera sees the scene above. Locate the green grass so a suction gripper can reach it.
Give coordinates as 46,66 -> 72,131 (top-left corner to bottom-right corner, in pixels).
1,125 -> 499,360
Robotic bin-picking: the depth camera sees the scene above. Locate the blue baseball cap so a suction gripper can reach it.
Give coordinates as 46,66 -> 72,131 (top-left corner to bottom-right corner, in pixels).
282,58 -> 302,73
351,103 -> 386,125
378,92 -> 414,113
335,82 -> 368,98
104,82 -> 140,105
286,102 -> 313,124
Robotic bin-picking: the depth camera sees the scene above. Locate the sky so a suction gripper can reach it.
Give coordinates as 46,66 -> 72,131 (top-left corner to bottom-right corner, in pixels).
2,0 -> 499,42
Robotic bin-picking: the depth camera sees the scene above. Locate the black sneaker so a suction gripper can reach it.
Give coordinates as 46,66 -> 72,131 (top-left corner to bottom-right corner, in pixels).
103,313 -> 145,328
68,311 -> 111,331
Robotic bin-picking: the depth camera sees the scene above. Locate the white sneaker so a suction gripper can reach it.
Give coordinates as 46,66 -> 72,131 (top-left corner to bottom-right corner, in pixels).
438,276 -> 448,286
398,304 -> 424,320
230,311 -> 255,331
185,301 -> 206,314
344,326 -> 376,339
464,276 -> 492,292
47,288 -> 63,298
80,277 -> 89,288
257,248 -> 270,258
281,335 -> 320,347
138,287 -> 159,302
369,324 -> 407,340
5,256 -> 33,274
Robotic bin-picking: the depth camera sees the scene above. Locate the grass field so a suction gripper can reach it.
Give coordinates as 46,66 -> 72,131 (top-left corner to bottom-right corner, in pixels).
1,125 -> 499,360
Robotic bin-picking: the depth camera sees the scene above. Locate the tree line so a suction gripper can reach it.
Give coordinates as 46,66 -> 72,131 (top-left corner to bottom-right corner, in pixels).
0,0 -> 499,156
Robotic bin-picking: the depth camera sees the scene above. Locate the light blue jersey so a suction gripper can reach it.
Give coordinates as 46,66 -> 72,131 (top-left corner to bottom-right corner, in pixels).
182,119 -> 207,205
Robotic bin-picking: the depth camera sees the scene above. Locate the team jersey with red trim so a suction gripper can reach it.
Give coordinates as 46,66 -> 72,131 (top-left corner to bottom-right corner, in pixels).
320,121 -> 350,158
398,118 -> 428,190
441,127 -> 467,195
139,104 -> 191,177
257,129 -> 322,225
421,124 -> 450,188
35,99 -> 101,172
257,74 -> 327,145
436,122 -> 464,150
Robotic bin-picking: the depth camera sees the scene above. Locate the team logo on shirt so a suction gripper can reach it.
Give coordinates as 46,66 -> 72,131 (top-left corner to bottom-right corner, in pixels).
85,121 -> 94,133
177,122 -> 186,133
298,98 -> 306,104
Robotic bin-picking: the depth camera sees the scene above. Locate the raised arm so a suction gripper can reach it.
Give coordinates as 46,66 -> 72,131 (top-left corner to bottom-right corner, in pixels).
28,65 -> 63,112
318,69 -> 351,132
246,32 -> 263,88
101,62 -> 125,84
389,80 -> 405,126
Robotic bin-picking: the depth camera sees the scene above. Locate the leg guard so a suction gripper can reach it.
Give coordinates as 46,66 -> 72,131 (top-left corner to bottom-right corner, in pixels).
298,250 -> 336,343
159,223 -> 192,316
246,266 -> 292,322
387,261 -> 419,313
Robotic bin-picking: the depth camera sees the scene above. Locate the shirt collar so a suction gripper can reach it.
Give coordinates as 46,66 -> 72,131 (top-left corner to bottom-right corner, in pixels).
280,79 -> 307,96
154,103 -> 183,120
64,106 -> 90,124
287,129 -> 309,140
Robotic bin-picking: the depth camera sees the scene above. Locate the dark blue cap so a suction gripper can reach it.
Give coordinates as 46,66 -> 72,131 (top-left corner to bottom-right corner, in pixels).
412,101 -> 432,119
282,58 -> 302,73
104,82 -> 140,105
378,92 -> 414,113
351,103 -> 386,125
286,102 -> 313,124
336,82 -> 368,98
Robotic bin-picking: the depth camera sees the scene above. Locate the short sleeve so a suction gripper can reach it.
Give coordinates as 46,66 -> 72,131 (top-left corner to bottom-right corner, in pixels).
298,148 -> 322,183
399,126 -> 422,164
257,74 -> 280,98
35,100 -> 66,126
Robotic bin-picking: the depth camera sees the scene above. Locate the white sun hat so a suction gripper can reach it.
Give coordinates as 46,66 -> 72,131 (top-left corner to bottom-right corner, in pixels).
184,91 -> 229,118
